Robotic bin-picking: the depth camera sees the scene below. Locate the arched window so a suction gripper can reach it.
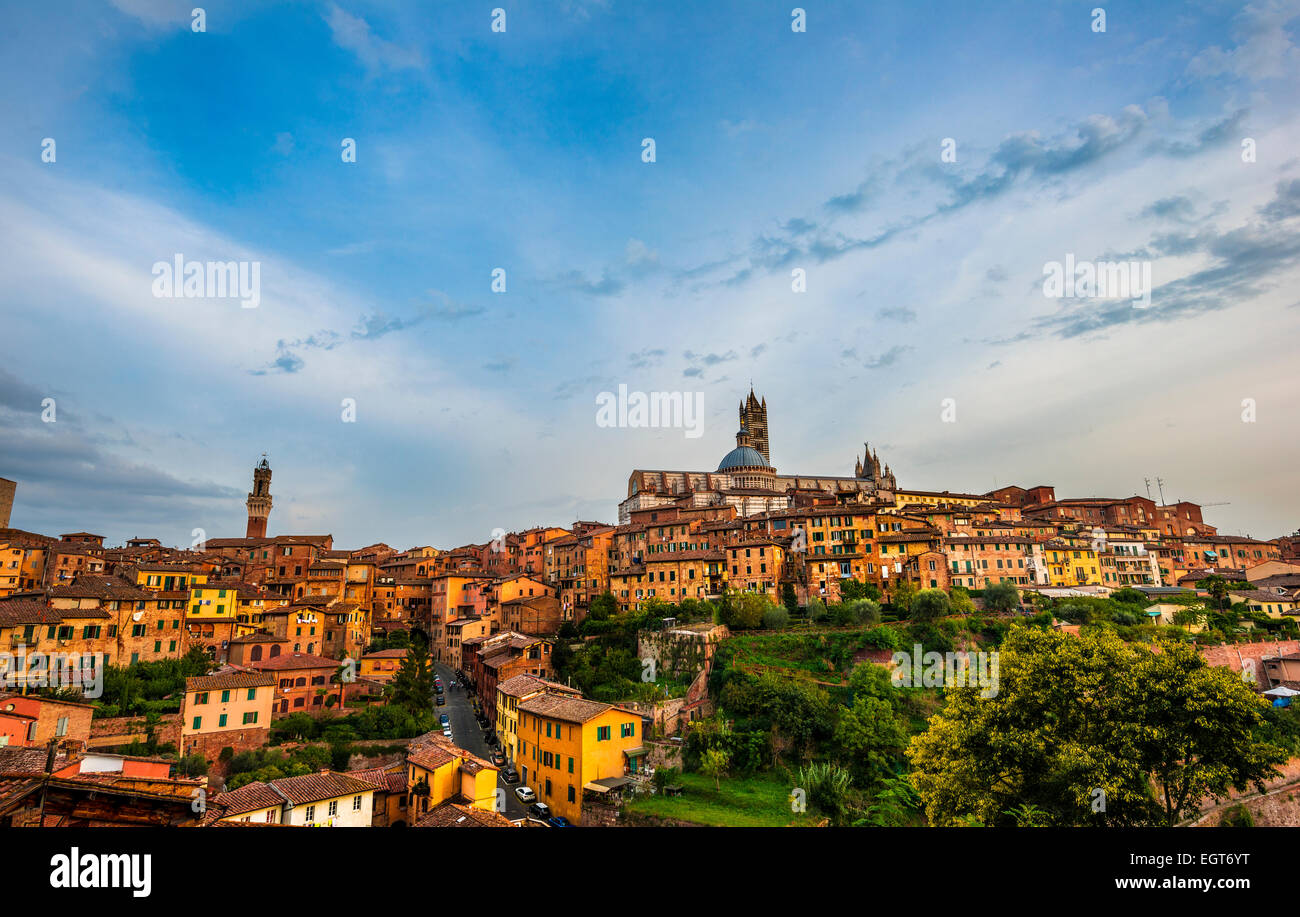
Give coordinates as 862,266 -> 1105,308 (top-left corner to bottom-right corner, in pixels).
250,645 -> 263,662
270,645 -> 281,658
295,677 -> 307,687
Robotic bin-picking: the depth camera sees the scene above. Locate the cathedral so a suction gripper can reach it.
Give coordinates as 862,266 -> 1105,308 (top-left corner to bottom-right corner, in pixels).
618,387 -> 897,523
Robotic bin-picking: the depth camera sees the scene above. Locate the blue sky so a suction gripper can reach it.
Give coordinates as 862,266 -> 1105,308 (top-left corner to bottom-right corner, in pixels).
1,0 -> 1298,548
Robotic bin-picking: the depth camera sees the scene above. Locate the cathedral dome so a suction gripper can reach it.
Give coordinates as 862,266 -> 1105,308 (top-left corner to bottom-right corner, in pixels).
718,445 -> 769,471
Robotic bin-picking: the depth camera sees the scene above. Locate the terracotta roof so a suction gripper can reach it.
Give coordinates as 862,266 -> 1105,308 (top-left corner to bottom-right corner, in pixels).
49,575 -> 150,600
0,596 -> 62,626
415,800 -> 515,827
0,746 -> 67,774
216,771 -> 375,816
496,674 -> 580,699
186,672 -> 276,692
517,693 -> 627,724
345,766 -> 407,795
248,652 -> 341,671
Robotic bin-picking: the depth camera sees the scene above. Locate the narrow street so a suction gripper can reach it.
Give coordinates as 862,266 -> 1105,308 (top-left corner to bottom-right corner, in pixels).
432,661 -> 530,821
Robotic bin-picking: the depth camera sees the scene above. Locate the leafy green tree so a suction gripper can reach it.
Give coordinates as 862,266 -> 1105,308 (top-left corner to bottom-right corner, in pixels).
949,587 -> 976,616
762,603 -> 790,629
888,581 -> 916,614
1199,575 -> 1232,613
908,626 -> 1286,826
700,747 -> 730,790
982,581 -> 1020,614
1111,587 -> 1151,607
909,589 -> 950,623
587,591 -> 617,622
846,598 -> 881,626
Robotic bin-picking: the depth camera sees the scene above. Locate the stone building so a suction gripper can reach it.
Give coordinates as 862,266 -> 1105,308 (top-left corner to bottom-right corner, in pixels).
619,387 -> 897,523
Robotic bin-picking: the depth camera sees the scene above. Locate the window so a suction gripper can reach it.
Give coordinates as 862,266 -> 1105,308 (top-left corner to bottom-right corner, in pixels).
218,714 -> 228,727
243,711 -> 258,725
328,800 -> 338,816
195,692 -> 209,704
247,687 -> 257,701
353,795 -> 362,811
305,805 -> 315,822
221,689 -> 231,702
568,785 -> 576,802
192,716 -> 202,730
596,725 -> 610,741
55,716 -> 69,737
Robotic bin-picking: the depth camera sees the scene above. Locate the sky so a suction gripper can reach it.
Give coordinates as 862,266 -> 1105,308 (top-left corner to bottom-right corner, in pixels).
0,0 -> 1298,550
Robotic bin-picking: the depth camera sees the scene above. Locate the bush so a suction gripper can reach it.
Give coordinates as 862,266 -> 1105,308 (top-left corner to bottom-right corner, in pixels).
910,589 -> 951,623
762,604 -> 790,629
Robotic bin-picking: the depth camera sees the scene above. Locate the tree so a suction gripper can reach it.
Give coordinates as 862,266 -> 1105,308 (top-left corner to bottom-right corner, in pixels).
389,634 -> 435,715
762,603 -> 790,629
587,591 -> 617,622
949,587 -> 976,617
1199,575 -> 1232,614
700,747 -> 730,790
909,589 -> 950,623
888,581 -> 916,614
781,582 -> 799,615
907,626 -> 1286,826
846,598 -> 881,626
982,581 -> 1021,614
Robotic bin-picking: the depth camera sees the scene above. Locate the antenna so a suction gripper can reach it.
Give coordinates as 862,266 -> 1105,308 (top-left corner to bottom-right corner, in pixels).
1144,478 -> 1153,501
1155,477 -> 1166,506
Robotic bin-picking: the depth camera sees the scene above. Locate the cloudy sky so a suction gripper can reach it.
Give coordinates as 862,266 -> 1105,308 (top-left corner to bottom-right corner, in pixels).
1,0 -> 1298,549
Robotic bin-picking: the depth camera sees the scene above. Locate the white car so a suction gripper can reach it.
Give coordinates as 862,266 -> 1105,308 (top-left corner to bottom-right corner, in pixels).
514,786 -> 536,804
442,726 -> 453,737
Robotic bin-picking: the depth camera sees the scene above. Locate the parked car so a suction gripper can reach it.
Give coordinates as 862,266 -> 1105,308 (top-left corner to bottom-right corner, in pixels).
490,751 -> 506,766
528,802 -> 550,820
442,726 -> 453,737
439,714 -> 450,726
515,786 -> 536,804
547,816 -> 571,828
502,769 -> 519,785
436,695 -> 446,706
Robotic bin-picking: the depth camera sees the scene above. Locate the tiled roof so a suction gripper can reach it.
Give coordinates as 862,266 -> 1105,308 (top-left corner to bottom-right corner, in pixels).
49,575 -> 149,600
517,693 -> 625,724
216,771 -> 375,816
0,596 -> 62,626
213,781 -> 286,816
186,672 -> 276,692
496,674 -> 580,699
248,652 -> 340,671
345,766 -> 407,795
0,745 -> 67,774
415,800 -> 515,827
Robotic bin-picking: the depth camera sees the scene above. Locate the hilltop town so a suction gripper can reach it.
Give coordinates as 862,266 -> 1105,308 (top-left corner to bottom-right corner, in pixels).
1,390 -> 1298,828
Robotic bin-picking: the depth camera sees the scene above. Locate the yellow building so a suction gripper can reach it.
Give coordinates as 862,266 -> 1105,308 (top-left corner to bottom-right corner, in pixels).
358,647 -> 407,684
0,538 -> 48,596
1230,589 -> 1299,619
1041,543 -> 1102,586
405,731 -> 499,822
894,490 -> 990,510
516,694 -> 644,825
495,674 -> 582,769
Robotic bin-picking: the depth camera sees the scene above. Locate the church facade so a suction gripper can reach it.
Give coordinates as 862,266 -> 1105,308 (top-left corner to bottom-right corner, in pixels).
618,388 -> 897,523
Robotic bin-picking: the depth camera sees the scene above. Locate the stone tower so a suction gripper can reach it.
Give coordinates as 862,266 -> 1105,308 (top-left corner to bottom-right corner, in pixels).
245,456 -> 273,539
738,387 -> 769,464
